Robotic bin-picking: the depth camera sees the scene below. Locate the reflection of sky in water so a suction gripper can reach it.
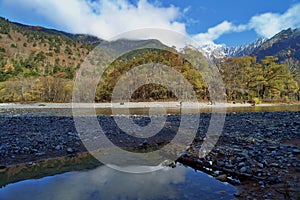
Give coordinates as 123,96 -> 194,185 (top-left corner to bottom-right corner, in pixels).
0,165 -> 236,200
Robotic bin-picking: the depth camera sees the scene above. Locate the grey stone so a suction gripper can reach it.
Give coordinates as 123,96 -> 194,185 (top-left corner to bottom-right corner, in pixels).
240,166 -> 247,173
55,145 -> 61,150
66,147 -> 74,153
292,149 -> 300,154
216,174 -> 227,182
257,163 -> 264,168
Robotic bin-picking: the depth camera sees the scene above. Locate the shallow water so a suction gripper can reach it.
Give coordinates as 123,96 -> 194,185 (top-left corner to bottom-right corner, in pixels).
0,104 -> 299,116
0,164 -> 236,200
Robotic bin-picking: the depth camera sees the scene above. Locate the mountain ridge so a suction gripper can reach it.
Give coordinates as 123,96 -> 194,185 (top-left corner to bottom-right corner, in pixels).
201,27 -> 300,62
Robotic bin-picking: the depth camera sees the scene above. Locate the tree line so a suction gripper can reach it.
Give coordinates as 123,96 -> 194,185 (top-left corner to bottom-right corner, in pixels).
0,48 -> 299,103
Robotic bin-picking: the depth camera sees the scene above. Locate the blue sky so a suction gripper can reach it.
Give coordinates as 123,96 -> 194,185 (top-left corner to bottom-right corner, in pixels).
0,0 -> 300,47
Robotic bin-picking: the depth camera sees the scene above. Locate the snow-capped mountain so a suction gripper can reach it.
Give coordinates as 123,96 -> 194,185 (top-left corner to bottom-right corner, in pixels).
201,37 -> 267,59
200,43 -> 228,59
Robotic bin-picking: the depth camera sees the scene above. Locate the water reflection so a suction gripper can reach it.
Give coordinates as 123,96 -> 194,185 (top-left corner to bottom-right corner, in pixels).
0,165 -> 236,200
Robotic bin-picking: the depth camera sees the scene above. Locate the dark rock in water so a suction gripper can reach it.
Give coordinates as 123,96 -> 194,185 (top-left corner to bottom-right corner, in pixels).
66,147 -> 74,154
234,193 -> 241,197
161,160 -> 176,168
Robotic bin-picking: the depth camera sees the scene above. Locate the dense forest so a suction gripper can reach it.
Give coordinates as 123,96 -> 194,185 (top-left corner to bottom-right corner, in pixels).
0,17 -> 299,103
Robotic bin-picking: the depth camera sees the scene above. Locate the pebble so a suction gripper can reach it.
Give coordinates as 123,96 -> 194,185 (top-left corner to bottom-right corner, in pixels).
66,147 -> 74,154
240,167 -> 247,173
267,177 -> 282,184
292,149 -> 300,154
55,145 -> 62,150
216,174 -> 227,182
259,181 -> 264,186
257,163 -> 264,168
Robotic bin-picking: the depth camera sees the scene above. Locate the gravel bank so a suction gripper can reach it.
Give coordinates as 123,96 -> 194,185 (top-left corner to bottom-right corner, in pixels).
0,111 -> 299,199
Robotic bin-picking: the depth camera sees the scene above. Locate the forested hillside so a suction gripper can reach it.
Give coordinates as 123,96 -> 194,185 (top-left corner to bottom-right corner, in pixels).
0,17 -> 299,103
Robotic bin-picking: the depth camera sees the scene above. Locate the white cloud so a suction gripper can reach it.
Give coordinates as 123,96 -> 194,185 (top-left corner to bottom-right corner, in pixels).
1,0 -> 300,47
1,0 -> 188,46
193,3 -> 300,45
248,3 -> 300,38
193,21 -> 247,45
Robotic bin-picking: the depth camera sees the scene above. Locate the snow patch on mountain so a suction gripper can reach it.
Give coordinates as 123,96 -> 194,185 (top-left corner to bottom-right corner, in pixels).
200,38 -> 267,59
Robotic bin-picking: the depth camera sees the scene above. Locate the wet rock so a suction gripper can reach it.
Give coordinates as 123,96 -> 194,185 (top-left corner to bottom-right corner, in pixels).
66,147 -> 74,154
271,150 -> 277,155
270,163 -> 280,167
267,146 -> 278,151
216,161 -> 225,167
234,193 -> 241,198
34,152 -> 45,156
161,160 -> 176,168
55,145 -> 62,150
142,140 -> 148,146
259,181 -> 265,186
216,174 -> 227,182
240,166 -> 247,173
238,162 -> 245,167
262,160 -> 268,166
26,162 -> 34,166
257,163 -> 264,168
292,149 -> 300,155
267,177 -> 282,184
181,152 -> 191,157
225,163 -> 234,169
0,165 -> 7,172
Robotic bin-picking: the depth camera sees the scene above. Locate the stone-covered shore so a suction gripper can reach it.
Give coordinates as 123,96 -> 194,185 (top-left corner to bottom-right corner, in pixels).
0,111 -> 299,199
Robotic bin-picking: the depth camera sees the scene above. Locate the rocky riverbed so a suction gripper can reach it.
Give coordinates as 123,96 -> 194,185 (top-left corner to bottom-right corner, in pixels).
0,111 -> 299,199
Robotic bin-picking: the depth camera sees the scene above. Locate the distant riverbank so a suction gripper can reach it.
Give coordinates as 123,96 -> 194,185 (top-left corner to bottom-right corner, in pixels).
0,101 -> 292,109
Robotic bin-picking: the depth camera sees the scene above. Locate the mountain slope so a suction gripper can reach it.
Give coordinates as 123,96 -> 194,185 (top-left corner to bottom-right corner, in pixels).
201,28 -> 300,63
0,17 -> 170,81
251,28 -> 300,62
